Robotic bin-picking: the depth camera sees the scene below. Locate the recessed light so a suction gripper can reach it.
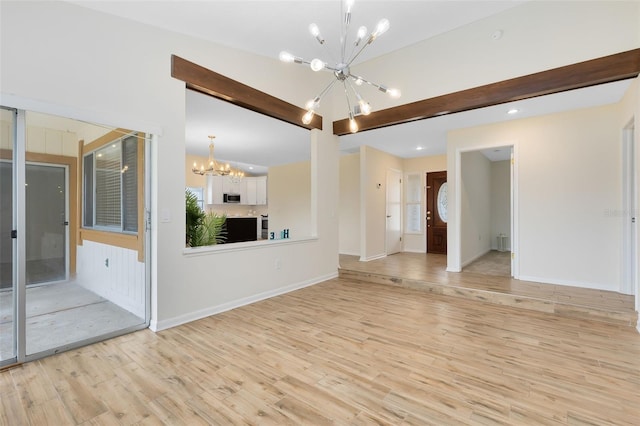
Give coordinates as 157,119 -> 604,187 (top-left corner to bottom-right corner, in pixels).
249,166 -> 254,170
416,146 -> 424,151
507,108 -> 519,115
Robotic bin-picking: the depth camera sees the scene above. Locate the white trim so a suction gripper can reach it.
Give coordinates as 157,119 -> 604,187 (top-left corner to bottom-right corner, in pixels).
183,236 -> 318,257
359,253 -> 386,262
149,271 -> 338,332
0,93 -> 164,136
518,275 -> 614,292
636,316 -> 640,334
452,141 -> 518,277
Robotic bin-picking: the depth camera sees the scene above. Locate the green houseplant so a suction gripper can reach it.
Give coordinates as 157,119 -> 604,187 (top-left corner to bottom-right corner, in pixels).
185,190 -> 226,247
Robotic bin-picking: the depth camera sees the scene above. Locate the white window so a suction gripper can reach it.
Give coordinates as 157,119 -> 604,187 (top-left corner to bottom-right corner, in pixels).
83,133 -> 138,233
404,172 -> 422,234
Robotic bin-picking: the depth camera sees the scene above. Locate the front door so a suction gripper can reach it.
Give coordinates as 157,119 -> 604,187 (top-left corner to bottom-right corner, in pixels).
427,171 -> 447,254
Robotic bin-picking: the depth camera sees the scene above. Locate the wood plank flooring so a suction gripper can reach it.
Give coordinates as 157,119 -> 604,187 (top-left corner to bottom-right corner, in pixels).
2,277 -> 639,425
340,253 -> 637,326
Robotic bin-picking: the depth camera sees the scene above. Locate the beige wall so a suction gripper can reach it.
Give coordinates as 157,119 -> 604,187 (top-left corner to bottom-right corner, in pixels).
490,160 -> 511,251
268,160 -> 311,240
339,153 -> 360,255
460,151 -> 492,266
449,100 -> 628,291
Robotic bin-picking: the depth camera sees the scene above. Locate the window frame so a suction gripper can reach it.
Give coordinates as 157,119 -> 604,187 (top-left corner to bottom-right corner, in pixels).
79,129 -> 145,261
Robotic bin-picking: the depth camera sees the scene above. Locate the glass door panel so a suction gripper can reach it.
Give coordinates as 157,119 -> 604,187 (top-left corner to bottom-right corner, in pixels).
25,164 -> 67,285
24,163 -> 70,355
0,107 -> 16,364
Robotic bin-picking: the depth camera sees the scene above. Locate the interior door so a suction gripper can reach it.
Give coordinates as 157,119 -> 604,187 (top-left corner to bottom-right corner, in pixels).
386,169 -> 402,255
427,171 -> 447,254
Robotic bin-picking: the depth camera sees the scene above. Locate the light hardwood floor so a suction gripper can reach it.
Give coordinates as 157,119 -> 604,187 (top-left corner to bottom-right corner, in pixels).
2,277 -> 639,425
339,253 -> 637,326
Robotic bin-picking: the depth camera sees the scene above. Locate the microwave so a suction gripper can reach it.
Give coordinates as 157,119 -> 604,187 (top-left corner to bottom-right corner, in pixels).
223,193 -> 241,203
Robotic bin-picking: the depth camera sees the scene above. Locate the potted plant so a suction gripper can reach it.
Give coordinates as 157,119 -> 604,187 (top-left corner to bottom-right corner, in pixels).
185,190 -> 226,247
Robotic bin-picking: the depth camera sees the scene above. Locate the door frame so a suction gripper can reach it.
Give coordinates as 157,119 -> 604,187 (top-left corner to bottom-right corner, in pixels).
25,161 -> 71,284
2,104 -> 153,366
622,120 -> 638,297
451,142 -> 519,278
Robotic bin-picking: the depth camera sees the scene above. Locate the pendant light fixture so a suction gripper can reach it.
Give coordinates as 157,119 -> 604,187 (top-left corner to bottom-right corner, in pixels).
192,135 -> 244,181
279,0 -> 400,133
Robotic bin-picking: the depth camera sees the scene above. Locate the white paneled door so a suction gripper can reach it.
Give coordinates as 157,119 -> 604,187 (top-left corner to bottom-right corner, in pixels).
386,169 -> 402,255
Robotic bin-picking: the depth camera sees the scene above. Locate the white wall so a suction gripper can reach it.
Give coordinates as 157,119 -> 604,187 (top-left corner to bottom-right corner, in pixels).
1,1 -> 339,330
450,102 -> 627,291
402,155 -> 447,253
460,151 -> 492,266
490,160 -> 511,251
76,241 -> 146,318
360,145 -> 402,260
345,1 -> 639,117
339,153 -> 360,255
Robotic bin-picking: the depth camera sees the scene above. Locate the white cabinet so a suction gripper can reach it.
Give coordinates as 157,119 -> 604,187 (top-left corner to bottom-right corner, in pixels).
245,178 -> 257,205
207,176 -> 267,205
222,178 -> 242,196
256,176 -> 267,205
206,175 -> 223,205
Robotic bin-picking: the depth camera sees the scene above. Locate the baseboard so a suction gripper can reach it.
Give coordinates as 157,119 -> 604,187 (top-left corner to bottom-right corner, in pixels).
359,253 -> 386,262
518,274 -> 614,292
339,251 -> 360,256
149,271 -> 338,332
461,248 -> 491,268
402,249 -> 426,253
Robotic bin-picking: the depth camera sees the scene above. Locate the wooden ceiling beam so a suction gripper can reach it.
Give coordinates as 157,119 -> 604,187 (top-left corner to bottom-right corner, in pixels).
171,55 -> 322,131
333,48 -> 640,135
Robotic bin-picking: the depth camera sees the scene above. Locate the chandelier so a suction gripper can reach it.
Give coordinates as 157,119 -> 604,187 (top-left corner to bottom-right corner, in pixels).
192,135 -> 245,182
279,0 -> 400,133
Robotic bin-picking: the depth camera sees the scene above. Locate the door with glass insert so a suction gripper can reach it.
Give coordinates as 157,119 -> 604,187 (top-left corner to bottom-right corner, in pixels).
427,171 -> 447,254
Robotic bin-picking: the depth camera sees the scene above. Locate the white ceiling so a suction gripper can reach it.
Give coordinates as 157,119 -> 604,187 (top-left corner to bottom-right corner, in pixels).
66,0 -> 632,168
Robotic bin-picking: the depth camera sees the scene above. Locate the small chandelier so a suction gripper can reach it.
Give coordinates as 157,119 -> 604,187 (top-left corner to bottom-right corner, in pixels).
192,135 -> 244,181
279,0 -> 400,133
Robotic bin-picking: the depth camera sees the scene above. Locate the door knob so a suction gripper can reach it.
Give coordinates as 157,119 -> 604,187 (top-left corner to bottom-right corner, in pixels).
386,215 -> 391,218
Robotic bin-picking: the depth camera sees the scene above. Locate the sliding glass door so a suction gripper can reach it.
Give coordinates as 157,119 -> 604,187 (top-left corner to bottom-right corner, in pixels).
1,106 -> 150,364
0,107 -> 17,366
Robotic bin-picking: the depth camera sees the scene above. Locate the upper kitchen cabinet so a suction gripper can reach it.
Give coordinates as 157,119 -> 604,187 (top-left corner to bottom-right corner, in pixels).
256,176 -> 267,205
206,175 -> 223,205
206,176 -> 267,205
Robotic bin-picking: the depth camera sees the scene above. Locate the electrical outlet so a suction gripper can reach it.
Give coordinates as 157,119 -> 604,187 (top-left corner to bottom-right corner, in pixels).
105,258 -> 109,267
